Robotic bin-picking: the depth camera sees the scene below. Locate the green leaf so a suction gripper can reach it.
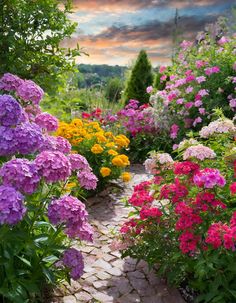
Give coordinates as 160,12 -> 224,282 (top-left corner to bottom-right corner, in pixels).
17,256 -> 32,268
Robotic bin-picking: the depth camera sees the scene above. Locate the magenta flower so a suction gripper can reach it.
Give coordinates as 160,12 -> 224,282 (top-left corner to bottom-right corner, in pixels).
77,170 -> 98,190
193,168 -> 226,189
35,112 -> 58,132
68,154 -> 91,171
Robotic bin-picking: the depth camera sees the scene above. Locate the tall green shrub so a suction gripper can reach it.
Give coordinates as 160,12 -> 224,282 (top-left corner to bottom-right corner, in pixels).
0,0 -> 80,93
124,50 -> 153,104
105,77 -> 123,102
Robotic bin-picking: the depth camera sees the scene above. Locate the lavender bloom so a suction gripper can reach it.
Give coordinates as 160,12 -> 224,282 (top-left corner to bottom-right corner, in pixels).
35,151 -> 71,183
17,79 -> 44,104
0,95 -> 23,126
0,127 -> 17,156
183,144 -> 216,161
15,122 -> 43,155
62,248 -> 84,280
35,112 -> 58,132
0,159 -> 40,194
0,185 -> 26,225
0,73 -> 23,91
77,170 -> 98,190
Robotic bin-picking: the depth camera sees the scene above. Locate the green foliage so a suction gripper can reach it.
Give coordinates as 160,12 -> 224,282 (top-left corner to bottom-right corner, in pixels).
105,77 -> 124,102
154,72 -> 166,91
124,50 -> 154,104
0,0 -> 80,93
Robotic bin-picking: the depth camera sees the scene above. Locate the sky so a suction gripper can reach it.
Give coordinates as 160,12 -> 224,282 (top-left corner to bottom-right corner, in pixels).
61,0 -> 235,66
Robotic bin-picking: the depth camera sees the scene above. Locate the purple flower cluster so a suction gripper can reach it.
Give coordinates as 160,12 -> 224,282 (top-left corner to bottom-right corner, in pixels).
62,248 -> 84,280
0,159 -> 40,194
0,95 -> 23,126
0,73 -> 23,91
0,127 -> 17,156
69,154 -> 91,171
48,195 -> 93,241
35,151 -> 71,183
17,80 -> 44,104
15,122 -> 44,155
77,170 -> 98,190
0,185 -> 26,225
35,112 -> 58,132
193,168 -> 226,189
40,135 -> 71,154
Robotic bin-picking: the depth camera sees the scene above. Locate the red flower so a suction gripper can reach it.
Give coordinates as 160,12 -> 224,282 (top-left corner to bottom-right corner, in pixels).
174,161 -> 199,175
140,207 -> 162,220
82,112 -> 91,119
230,182 -> 236,195
160,178 -> 188,203
179,231 -> 200,254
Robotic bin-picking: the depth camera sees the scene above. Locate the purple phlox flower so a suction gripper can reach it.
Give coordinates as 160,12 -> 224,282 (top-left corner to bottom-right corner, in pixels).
77,170 -> 98,190
62,248 -> 84,280
0,159 -> 40,194
0,185 -> 26,225
15,122 -> 43,155
0,127 -> 17,156
0,94 -> 23,126
17,79 -> 44,104
193,168 -> 226,189
35,112 -> 58,132
35,150 -> 71,183
0,73 -> 23,91
68,154 -> 91,171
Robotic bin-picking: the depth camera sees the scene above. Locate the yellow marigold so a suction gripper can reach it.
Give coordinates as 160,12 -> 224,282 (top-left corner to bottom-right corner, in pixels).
96,133 -> 107,143
71,119 -> 83,127
108,149 -> 118,156
100,167 -> 111,177
112,156 -> 125,167
115,135 -> 130,148
106,142 -> 115,148
105,131 -> 113,138
70,150 -> 78,154
91,144 -> 104,154
119,154 -> 130,166
121,172 -> 131,182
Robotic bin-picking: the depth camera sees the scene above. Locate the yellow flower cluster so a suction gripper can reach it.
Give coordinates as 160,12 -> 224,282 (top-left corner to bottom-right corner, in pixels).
56,119 -> 131,181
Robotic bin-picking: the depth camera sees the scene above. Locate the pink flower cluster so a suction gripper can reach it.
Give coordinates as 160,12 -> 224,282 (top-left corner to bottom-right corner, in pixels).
193,168 -> 226,189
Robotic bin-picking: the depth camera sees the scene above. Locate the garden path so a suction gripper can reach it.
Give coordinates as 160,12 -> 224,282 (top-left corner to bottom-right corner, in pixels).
52,165 -> 185,303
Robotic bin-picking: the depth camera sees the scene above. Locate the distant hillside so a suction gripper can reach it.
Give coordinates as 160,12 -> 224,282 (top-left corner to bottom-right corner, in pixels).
77,64 -> 127,88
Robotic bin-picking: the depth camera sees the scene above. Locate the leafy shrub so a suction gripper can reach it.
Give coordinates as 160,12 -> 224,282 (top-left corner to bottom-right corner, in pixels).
117,114 -> 236,303
0,73 -> 97,302
150,22 -> 236,145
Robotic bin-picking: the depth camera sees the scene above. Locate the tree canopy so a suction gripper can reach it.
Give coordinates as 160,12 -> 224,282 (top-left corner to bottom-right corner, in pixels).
0,0 -> 80,93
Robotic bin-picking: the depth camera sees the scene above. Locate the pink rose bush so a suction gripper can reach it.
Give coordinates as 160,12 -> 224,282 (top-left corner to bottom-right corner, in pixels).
118,115 -> 236,302
0,74 -> 97,302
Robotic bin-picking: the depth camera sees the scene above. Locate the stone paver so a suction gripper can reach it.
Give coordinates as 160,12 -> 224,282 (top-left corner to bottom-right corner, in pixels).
51,165 -> 184,303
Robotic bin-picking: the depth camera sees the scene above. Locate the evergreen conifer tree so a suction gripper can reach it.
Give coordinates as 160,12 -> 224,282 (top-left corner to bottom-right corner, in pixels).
124,50 -> 153,104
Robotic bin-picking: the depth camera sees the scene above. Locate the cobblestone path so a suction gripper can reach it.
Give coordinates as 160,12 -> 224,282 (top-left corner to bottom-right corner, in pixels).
52,165 -> 185,303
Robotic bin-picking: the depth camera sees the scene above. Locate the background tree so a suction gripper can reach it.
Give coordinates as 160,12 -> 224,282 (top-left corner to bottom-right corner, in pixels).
0,0 -> 80,93
124,50 -> 153,104
105,77 -> 123,102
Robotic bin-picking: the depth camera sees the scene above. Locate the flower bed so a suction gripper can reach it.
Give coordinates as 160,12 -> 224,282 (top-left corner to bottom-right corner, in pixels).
56,118 -> 131,191
0,74 -> 97,302
118,115 -> 236,302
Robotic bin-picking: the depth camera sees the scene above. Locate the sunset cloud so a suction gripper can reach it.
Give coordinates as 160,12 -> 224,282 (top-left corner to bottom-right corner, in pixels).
62,1 -> 234,65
